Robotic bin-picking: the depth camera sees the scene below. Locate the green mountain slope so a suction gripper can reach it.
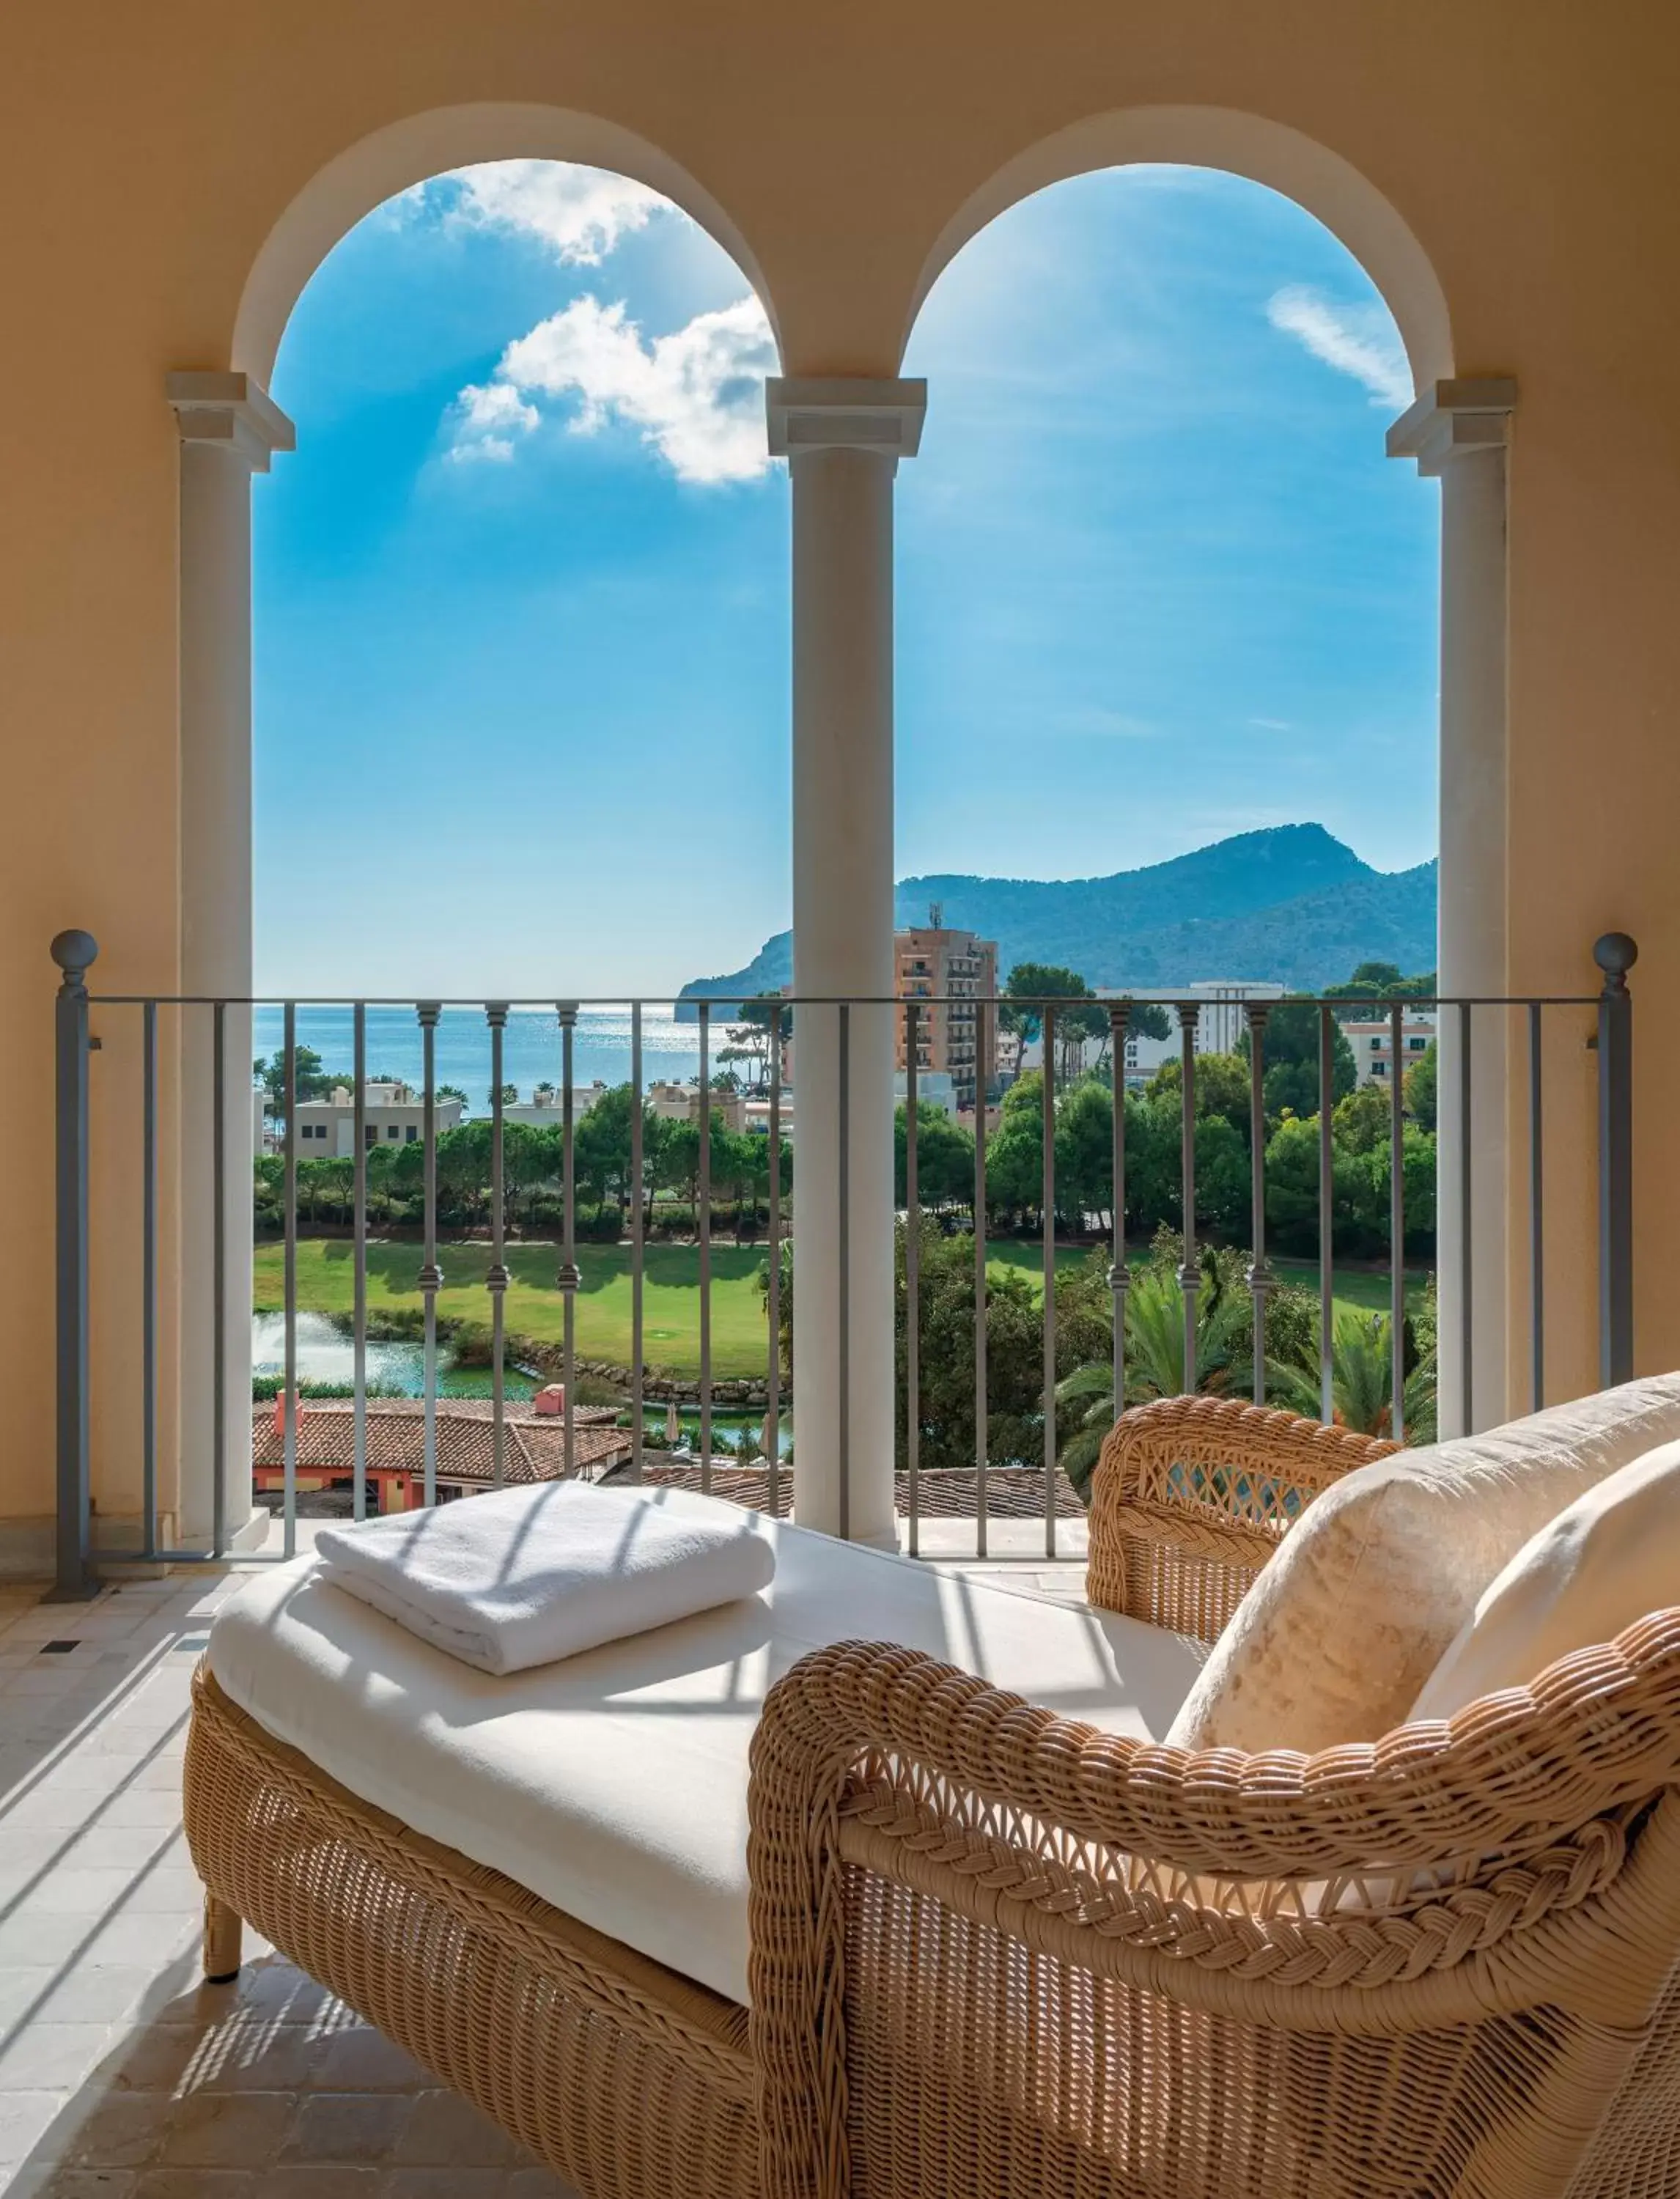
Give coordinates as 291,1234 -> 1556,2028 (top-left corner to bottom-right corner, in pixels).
678,824 -> 1437,1006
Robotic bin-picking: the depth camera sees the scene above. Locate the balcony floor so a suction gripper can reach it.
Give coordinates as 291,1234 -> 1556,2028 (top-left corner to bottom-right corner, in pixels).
0,1536 -> 1085,2195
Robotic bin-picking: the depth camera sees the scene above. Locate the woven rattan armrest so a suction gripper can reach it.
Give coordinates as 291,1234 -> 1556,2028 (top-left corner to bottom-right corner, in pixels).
747,1626 -> 1680,2198
1086,1393 -> 1400,1638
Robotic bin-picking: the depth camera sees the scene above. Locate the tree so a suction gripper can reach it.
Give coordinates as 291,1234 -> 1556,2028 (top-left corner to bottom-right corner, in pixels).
1268,1306 -> 1437,1443
1143,1050 -> 1252,1138
438,1083 -> 468,1105
254,1045 -> 329,1108
1242,1003 -> 1357,1119
895,1102 -> 976,1215
721,998 -> 789,1089
1335,962 -> 1437,1017
1407,1036 -> 1438,1130
997,963 -> 1106,1078
488,1081 -> 519,1108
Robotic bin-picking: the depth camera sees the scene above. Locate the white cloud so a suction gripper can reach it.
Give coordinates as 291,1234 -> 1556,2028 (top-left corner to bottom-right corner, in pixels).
449,380 -> 541,463
446,160 -> 666,266
465,292 -> 776,484
1265,285 -> 1412,408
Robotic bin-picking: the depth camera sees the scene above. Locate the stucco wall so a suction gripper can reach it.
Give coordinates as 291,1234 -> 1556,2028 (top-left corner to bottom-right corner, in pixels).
1,0 -> 1676,1523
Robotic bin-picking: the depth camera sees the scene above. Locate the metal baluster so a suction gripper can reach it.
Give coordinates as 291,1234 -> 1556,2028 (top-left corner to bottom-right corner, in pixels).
559,1005 -> 578,1481
698,1001 -> 712,1498
353,1004 -> 367,1521
419,1003 -> 441,1509
837,1005 -> 852,1541
1246,1003 -> 1272,1407
50,930 -> 95,1601
1529,1000 -> 1544,1412
212,1001 -> 228,1559
1108,1004 -> 1130,1434
973,999 -> 989,1558
1178,1003 -> 1200,1393
1390,1000 -> 1407,1443
283,1002 -> 299,1555
766,1005 -> 783,1518
487,1005 -> 508,1493
1042,1003 -> 1058,1558
141,1001 -> 158,1562
905,1000 -> 921,1555
1596,932 -> 1637,1386
1318,1006 -> 1334,1424
630,1003 -> 644,1486
1458,1001 -> 1473,1434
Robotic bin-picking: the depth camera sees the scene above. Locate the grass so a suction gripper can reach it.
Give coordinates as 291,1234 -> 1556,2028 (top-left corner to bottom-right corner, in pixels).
253,1238 -> 775,1380
987,1240 -> 1432,1321
257,1234 -> 1436,1382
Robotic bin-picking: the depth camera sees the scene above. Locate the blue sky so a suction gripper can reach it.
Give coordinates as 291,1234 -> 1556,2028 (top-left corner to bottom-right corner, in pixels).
254,161 -> 1437,996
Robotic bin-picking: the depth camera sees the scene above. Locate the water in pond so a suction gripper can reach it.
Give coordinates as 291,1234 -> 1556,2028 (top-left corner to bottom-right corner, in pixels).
251,1311 -> 536,1399
251,1314 -> 789,1450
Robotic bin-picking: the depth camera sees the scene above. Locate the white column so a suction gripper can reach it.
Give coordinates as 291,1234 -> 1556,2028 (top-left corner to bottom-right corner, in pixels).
767,377 -> 925,1544
166,373 -> 294,1547
1388,378 -> 1516,1435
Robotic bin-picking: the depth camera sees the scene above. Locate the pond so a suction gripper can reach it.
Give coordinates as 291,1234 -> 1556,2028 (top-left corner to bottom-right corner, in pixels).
251,1313 -> 789,1452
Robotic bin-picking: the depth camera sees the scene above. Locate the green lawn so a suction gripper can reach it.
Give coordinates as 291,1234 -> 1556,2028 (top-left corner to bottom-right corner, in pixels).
253,1238 -> 775,1380
987,1240 -> 1432,1321
257,1234 -> 1434,1382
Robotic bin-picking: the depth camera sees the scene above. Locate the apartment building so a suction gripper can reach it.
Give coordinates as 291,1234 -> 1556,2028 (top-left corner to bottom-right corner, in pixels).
291,1080 -> 464,1157
894,907 -> 998,1108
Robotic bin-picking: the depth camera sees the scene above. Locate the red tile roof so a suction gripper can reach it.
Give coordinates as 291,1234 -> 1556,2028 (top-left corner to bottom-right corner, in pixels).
251,1400 -> 630,1486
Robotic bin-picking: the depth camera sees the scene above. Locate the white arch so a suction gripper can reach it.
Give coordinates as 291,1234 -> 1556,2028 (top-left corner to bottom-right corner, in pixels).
904,103 -> 1451,389
232,100 -> 781,386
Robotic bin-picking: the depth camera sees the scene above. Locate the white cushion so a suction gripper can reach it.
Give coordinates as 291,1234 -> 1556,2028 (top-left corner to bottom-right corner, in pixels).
207,1487 -> 1206,2008
1412,1437 -> 1680,1721
1165,1374 -> 1680,1755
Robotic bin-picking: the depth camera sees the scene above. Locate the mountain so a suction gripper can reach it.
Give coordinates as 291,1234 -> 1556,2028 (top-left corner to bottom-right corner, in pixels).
678,825 -> 1437,1006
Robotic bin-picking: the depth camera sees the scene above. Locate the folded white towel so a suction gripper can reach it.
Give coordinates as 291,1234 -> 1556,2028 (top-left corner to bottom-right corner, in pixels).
313,1482 -> 776,1676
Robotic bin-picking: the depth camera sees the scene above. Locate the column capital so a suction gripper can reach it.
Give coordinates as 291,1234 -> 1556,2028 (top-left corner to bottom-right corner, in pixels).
765,376 -> 926,462
1386,377 -> 1515,476
166,371 -> 295,474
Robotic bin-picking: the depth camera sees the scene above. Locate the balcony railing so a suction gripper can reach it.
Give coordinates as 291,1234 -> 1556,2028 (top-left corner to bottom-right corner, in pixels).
48,934 -> 1637,1594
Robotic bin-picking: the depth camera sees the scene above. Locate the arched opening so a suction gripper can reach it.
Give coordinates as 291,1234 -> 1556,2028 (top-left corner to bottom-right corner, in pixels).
891,128 -> 1500,1445
174,111 -> 786,1546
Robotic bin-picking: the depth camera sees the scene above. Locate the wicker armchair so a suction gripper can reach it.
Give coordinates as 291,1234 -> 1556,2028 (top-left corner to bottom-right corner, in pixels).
1086,1392 -> 1401,1639
749,1621 -> 1680,2199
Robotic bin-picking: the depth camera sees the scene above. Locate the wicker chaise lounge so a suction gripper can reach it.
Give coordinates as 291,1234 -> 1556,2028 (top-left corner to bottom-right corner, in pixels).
185,1391 -> 1680,2198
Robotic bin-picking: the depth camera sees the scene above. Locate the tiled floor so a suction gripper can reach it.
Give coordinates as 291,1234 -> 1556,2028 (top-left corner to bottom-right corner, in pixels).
0,1570 -> 581,2198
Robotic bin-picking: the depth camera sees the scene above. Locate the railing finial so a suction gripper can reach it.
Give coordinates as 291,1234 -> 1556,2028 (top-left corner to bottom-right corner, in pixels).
51,930 -> 97,987
1594,932 -> 1638,990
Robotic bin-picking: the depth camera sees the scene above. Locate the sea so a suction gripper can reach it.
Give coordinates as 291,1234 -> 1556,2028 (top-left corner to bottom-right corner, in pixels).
251,1004 -> 707,1114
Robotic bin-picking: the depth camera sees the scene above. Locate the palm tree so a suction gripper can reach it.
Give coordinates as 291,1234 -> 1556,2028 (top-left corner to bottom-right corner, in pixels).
1055,1254 -> 1254,1502
1267,1308 -> 1437,1443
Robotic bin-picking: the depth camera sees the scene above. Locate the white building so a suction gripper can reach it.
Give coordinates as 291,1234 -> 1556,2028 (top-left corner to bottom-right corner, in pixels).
1339,1014 -> 1437,1087
504,1083 -> 609,1127
1101,980 -> 1287,1086
291,1080 -> 464,1157
894,1067 -> 958,1119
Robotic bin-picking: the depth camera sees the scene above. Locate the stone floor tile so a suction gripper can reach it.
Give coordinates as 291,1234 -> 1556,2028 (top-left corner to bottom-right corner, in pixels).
59,2089 -> 175,2168
378,2173 -> 513,2199
278,2095 -> 410,2165
0,2094 -> 73,2169
5,2167 -> 140,2197
133,2172 -> 254,2198
303,2030 -> 427,2094
503,2170 -> 583,2199
393,2091 -> 523,2168
0,2028 -> 114,2096
157,2093 -> 295,2167
251,2172 -> 380,2199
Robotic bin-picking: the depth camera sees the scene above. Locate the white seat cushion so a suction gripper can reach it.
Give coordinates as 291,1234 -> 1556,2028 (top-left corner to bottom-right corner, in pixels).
1412,1436 -> 1680,1721
206,1487 -> 1206,2007
1166,1373 -> 1680,1755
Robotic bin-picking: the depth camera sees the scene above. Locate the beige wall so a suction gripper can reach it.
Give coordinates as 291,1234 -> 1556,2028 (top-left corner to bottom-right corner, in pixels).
2,0 -> 1677,1522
